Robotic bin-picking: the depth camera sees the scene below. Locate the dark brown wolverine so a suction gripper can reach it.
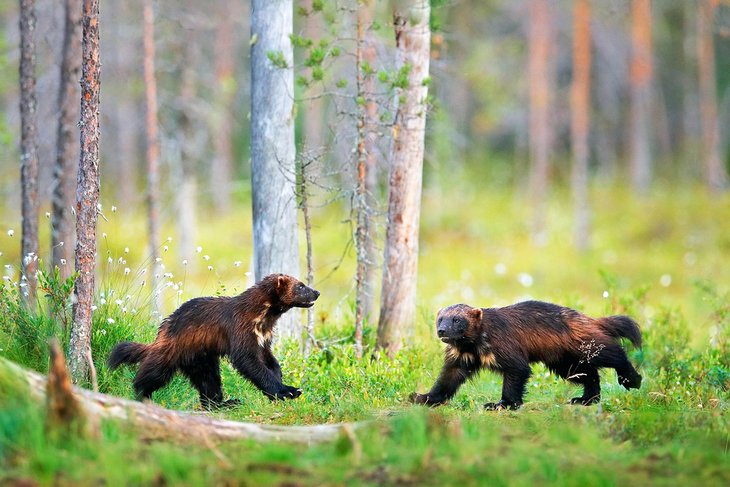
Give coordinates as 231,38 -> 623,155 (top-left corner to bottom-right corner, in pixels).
108,273 -> 320,409
411,301 -> 642,410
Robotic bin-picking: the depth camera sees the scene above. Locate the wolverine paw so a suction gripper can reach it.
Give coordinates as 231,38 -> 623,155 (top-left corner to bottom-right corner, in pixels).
268,385 -> 303,401
484,400 -> 520,411
409,392 -> 444,407
618,374 -> 642,390
201,398 -> 241,411
569,395 -> 600,406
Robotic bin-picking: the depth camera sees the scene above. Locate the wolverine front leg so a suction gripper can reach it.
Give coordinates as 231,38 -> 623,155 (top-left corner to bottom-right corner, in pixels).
485,363 -> 531,411
411,354 -> 479,406
229,347 -> 300,401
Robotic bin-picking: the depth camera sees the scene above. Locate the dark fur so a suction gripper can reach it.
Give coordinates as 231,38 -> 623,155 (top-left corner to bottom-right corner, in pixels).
108,274 -> 319,409
411,301 -> 642,410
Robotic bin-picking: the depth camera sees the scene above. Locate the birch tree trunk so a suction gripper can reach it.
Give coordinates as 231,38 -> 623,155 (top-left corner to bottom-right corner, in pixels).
143,0 -> 161,313
376,0 -> 430,358
69,0 -> 101,384
19,0 -> 40,307
697,0 -> 727,192
250,0 -> 301,341
527,0 -> 554,244
52,0 -> 82,280
629,0 -> 653,193
571,0 -> 591,251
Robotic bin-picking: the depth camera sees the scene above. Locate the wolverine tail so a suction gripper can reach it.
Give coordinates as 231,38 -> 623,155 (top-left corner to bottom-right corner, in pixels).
598,315 -> 642,348
108,341 -> 148,369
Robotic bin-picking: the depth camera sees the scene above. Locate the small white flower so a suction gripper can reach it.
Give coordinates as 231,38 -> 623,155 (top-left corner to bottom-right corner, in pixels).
182,260 -> 188,266
7,229 -> 14,237
111,205 -> 117,212
124,267 -> 130,276
163,245 -> 168,252
124,247 -> 129,253
177,290 -> 183,296
203,255 -> 210,261
164,272 -> 173,278
660,274 -> 672,287
244,271 -> 252,276
121,307 -> 127,313
155,257 -> 162,263
167,236 -> 173,242
100,298 -> 106,305
602,291 -> 609,298
59,241 -> 64,246
107,317 -> 114,324
517,273 -> 534,288
45,212 -> 50,218
91,305 -> 97,311
207,265 -> 213,271
102,232 -> 107,238
115,299 -> 123,305
234,261 -> 242,267
196,246 -> 202,253
60,259 -> 66,265
173,284 -> 179,291
107,256 -> 113,264
100,329 -> 107,335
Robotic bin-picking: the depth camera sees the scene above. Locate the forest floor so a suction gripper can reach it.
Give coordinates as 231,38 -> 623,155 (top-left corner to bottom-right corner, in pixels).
0,177 -> 729,485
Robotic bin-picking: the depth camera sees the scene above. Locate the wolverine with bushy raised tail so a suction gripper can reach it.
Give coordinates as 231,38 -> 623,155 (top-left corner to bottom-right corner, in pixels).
108,274 -> 319,409
411,301 -> 642,410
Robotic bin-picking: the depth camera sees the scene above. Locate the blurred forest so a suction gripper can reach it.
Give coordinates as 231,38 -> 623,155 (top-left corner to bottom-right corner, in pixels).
0,0 -> 727,213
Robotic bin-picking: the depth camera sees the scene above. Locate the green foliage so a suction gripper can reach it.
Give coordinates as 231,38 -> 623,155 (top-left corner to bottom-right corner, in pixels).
266,50 -> 289,69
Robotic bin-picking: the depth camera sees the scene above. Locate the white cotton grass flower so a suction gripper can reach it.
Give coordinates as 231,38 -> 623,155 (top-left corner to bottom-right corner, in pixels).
660,274 -> 672,287
45,212 -> 50,218
111,205 -> 117,212
234,261 -> 242,267
196,246 -> 203,253
517,272 -> 534,288
203,255 -> 210,261
124,267 -> 131,276
124,247 -> 129,254
182,259 -> 188,266
7,229 -> 14,237
167,236 -> 173,242
60,259 -> 66,265
602,290 -> 609,298
207,265 -> 213,271
107,256 -> 113,264
163,245 -> 168,252
107,318 -> 115,324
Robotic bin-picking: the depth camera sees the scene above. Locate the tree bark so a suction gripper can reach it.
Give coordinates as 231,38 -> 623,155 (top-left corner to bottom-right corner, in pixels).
69,0 -> 101,384
629,0 -> 653,193
571,0 -> 592,252
19,0 -> 40,307
52,0 -> 82,280
2,357 -> 362,445
376,0 -> 430,358
527,0 -> 554,244
697,0 -> 727,192
143,0 -> 161,313
250,0 -> 301,341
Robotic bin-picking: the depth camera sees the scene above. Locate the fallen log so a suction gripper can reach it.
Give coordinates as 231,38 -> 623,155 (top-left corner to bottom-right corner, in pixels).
1,355 -> 363,445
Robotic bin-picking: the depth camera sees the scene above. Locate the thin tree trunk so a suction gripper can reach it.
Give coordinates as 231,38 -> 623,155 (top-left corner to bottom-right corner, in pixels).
571,0 -> 591,252
19,0 -> 40,307
143,0 -> 161,313
210,0 -> 236,213
629,0 -> 653,192
250,0 -> 301,342
527,0 -> 553,244
69,0 -> 101,384
376,0 -> 430,358
362,0 -> 379,333
52,0 -> 82,280
354,5 -> 369,359
299,157 -> 316,356
697,0 -> 727,191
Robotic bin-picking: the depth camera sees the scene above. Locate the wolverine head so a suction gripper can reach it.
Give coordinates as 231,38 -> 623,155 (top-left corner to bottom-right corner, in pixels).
267,273 -> 320,308
436,304 -> 483,343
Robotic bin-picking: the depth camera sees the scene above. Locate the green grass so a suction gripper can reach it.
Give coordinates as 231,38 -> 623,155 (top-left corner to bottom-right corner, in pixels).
1,179 -> 729,485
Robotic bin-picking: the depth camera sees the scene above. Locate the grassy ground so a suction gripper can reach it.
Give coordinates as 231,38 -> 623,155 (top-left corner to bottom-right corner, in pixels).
0,177 -> 729,485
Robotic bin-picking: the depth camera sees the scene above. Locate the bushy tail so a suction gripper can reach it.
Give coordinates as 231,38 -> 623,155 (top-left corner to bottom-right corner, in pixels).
107,341 -> 148,369
598,315 -> 642,348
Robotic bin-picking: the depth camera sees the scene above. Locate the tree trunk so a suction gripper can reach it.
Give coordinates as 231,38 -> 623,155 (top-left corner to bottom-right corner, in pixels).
376,0 -> 430,358
250,0 -> 301,342
354,4 -> 369,359
527,0 -> 554,244
210,0 -> 237,213
52,0 -> 82,280
302,0 -> 325,152
69,0 -> 101,384
629,0 -> 653,193
571,0 -> 591,252
143,0 -> 161,313
19,0 -> 40,307
697,0 -> 727,192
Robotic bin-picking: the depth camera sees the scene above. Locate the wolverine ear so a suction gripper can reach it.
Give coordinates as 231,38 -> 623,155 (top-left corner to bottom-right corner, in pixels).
470,307 -> 483,322
277,274 -> 285,290
436,307 -> 444,318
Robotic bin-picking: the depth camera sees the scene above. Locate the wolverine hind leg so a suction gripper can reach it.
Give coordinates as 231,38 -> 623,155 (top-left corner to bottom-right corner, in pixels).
133,357 -> 176,401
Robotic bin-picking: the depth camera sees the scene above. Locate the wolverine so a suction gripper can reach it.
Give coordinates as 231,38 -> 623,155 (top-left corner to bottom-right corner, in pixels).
411,301 -> 642,410
108,273 -> 320,409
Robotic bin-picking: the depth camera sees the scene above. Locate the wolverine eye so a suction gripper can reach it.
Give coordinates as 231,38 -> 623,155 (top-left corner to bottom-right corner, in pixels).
297,283 -> 304,290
